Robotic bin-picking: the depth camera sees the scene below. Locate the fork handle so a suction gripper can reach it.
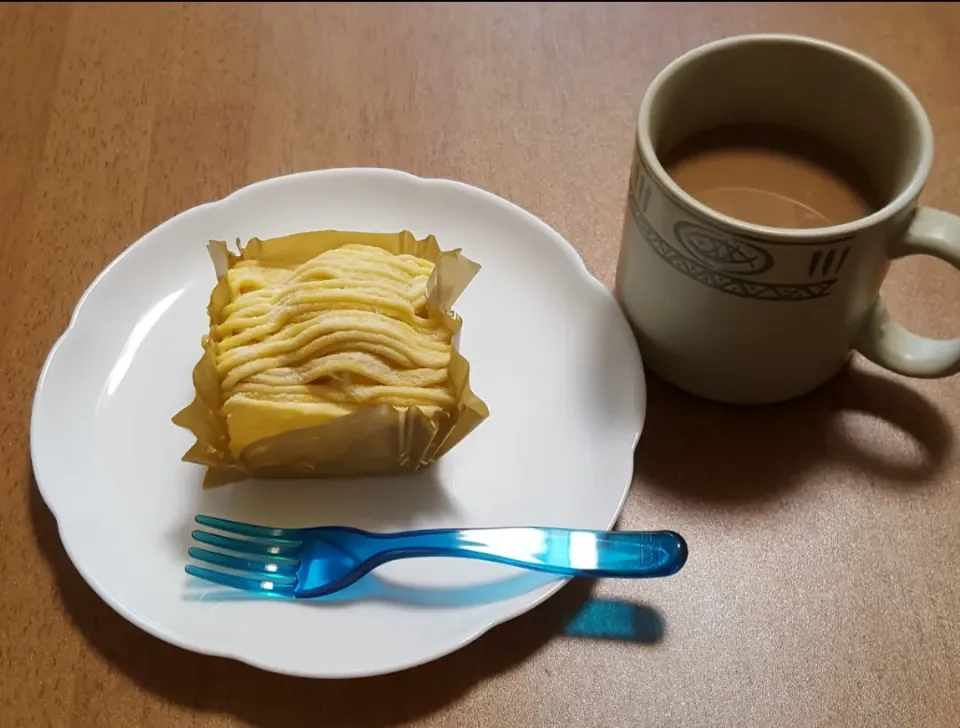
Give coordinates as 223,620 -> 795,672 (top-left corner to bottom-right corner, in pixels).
361,528 -> 687,579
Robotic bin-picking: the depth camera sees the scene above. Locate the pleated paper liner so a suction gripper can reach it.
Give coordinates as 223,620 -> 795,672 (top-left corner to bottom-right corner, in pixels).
172,230 -> 489,487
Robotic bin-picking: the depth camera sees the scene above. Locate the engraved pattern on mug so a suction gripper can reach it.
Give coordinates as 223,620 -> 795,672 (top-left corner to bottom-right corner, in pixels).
626,158 -> 844,301
673,221 -> 773,275
808,247 -> 852,277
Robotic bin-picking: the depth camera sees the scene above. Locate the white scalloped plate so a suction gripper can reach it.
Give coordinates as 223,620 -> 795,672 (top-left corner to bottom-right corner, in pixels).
31,168 -> 645,678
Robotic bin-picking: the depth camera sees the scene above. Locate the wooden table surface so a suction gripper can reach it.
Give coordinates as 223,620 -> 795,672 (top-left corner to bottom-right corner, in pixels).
3,2 -> 960,726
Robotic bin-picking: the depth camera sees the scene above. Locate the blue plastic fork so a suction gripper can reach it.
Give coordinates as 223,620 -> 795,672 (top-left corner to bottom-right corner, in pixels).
186,515 -> 688,599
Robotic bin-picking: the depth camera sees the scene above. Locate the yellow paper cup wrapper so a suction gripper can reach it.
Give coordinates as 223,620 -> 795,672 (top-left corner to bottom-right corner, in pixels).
172,230 -> 489,487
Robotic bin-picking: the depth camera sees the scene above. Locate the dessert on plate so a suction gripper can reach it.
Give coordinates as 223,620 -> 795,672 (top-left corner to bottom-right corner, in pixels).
173,230 -> 488,486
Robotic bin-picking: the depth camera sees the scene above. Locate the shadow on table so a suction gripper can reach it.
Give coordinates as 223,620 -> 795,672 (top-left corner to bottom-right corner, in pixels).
634,365 -> 953,506
29,485 -> 663,728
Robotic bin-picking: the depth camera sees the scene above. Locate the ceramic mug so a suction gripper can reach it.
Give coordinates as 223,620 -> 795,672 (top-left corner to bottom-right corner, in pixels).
615,34 -> 960,404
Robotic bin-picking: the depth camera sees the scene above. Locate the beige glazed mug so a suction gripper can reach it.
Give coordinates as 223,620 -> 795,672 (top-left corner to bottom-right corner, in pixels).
616,34 -> 960,404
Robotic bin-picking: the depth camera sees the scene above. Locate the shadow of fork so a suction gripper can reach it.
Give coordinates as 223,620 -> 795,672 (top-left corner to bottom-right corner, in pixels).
184,572 -> 664,643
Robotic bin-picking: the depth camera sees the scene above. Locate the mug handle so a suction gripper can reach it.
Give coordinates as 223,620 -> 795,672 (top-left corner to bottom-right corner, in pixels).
856,207 -> 960,377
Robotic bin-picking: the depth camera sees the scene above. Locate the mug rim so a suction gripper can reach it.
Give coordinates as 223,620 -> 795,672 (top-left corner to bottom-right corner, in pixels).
636,33 -> 934,242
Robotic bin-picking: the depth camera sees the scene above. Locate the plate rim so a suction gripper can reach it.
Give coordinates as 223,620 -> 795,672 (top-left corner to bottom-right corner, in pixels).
30,167 -> 645,678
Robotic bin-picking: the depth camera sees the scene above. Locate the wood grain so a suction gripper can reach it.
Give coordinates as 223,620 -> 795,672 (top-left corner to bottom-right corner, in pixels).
2,3 -> 959,726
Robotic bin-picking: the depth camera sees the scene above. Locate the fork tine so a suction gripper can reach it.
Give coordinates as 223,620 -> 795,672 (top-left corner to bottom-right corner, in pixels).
185,564 -> 297,597
192,530 -> 301,559
195,514 -> 301,541
188,547 -> 299,581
